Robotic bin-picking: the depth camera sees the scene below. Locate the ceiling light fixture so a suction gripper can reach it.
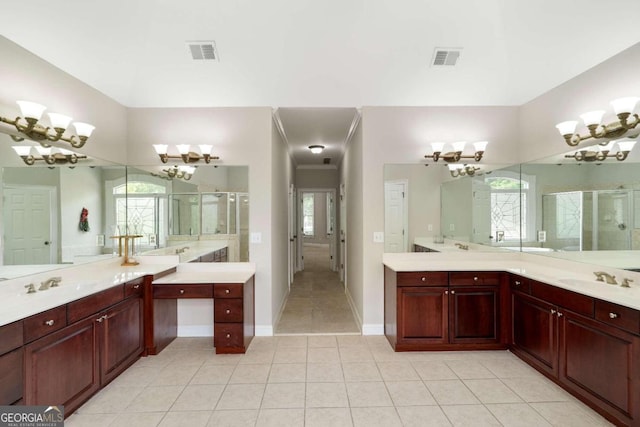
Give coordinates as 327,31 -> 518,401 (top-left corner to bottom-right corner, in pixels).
448,164 -> 480,178
12,145 -> 87,165
425,141 -> 488,163
308,145 -> 325,154
556,97 -> 639,146
564,138 -> 637,162
153,144 -> 219,164
0,100 -> 95,148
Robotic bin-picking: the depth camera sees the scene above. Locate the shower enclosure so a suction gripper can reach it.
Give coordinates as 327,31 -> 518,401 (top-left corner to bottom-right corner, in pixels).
541,190 -> 634,251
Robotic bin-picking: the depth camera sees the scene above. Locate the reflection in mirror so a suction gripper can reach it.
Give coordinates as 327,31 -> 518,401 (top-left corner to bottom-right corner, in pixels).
125,166 -> 249,261
0,148 -> 125,279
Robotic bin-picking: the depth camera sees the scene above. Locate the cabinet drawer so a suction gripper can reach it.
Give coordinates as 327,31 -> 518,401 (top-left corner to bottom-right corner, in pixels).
531,281 -> 594,317
67,285 -> 124,324
214,283 -> 243,298
153,284 -> 213,299
397,272 -> 448,286
510,275 -> 530,293
24,306 -> 67,343
595,300 -> 640,335
0,348 -> 23,405
0,321 -> 23,356
214,299 -> 243,323
450,272 -> 501,286
124,278 -> 144,299
214,323 -> 243,348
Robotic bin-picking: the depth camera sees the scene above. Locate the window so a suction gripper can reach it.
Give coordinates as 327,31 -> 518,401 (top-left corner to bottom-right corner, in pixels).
113,180 -> 167,248
302,193 -> 314,236
485,172 -> 535,242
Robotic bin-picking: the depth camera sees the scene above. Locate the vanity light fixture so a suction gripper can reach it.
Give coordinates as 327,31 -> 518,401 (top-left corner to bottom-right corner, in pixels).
448,164 -> 480,178
0,101 -> 95,148
556,97 -> 640,147
308,145 -> 325,154
152,144 -> 219,164
425,141 -> 488,163
154,165 -> 196,181
564,138 -> 637,162
12,145 -> 87,165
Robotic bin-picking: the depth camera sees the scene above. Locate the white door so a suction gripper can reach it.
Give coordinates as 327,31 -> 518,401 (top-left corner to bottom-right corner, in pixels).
288,184 -> 297,286
384,181 -> 407,252
326,191 -> 337,271
3,187 -> 54,264
472,179 -> 492,244
339,184 -> 346,286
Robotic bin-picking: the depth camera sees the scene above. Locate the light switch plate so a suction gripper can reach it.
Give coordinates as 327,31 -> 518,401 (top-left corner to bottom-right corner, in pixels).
538,230 -> 546,242
428,224 -> 433,231
373,232 -> 384,243
251,232 -> 262,244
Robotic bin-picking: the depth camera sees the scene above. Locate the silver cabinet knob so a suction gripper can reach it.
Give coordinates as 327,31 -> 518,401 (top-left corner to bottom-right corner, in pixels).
445,290 -> 448,294
557,312 -> 563,317
44,319 -> 55,326
226,309 -> 231,314
514,281 -> 521,286
180,289 -> 185,294
226,333 -> 231,338
551,309 -> 556,315
421,277 -> 426,282
133,284 -> 140,289
450,290 -> 455,294
609,312 -> 619,319
225,289 -> 230,294
473,276 -> 478,281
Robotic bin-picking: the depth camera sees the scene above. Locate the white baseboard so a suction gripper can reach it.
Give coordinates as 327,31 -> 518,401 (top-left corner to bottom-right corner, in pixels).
177,325 -> 213,337
345,287 -> 363,331
362,324 -> 384,335
255,325 -> 273,336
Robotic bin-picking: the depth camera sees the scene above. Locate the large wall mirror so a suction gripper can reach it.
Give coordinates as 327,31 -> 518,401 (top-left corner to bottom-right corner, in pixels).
125,165 -> 249,262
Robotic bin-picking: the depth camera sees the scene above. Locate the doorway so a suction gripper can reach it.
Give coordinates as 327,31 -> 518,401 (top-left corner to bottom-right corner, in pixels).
3,185 -> 56,265
384,180 -> 408,252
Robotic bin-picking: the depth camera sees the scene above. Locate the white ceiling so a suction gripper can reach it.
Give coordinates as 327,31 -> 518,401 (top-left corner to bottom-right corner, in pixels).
2,0 -> 640,164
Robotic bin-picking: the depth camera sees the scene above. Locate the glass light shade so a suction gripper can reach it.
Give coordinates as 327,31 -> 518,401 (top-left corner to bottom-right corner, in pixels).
308,145 -> 324,154
47,113 -> 72,129
198,144 -> 213,155
16,101 -> 46,120
58,148 -> 74,156
73,122 -> 95,137
176,144 -> 191,154
473,141 -> 488,151
447,164 -> 462,171
35,146 -> 52,156
451,141 -> 466,152
580,110 -> 605,126
153,144 -> 168,155
12,146 -> 32,156
611,97 -> 639,115
597,141 -> 615,152
616,138 -> 637,152
555,121 -> 578,135
430,142 -> 445,152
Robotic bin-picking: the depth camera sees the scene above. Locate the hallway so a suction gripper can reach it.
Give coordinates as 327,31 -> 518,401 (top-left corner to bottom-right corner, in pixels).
275,243 -> 359,335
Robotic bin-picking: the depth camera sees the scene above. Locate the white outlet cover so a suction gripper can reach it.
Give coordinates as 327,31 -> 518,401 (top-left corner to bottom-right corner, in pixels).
428,224 -> 433,231
373,232 -> 384,243
250,232 -> 262,244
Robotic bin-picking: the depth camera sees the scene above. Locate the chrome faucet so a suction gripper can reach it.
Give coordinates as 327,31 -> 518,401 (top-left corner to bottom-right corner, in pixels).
175,246 -> 190,254
455,243 -> 469,250
39,277 -> 62,291
593,271 -> 617,285
25,283 -> 36,294
621,278 -> 634,288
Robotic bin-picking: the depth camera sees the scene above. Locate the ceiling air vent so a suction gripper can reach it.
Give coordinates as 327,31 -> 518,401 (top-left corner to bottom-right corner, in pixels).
323,158 -> 331,165
187,41 -> 219,61
431,48 -> 462,67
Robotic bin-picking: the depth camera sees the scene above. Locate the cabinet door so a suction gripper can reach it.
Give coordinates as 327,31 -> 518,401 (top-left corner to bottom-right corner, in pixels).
449,286 -> 499,344
397,286 -> 448,344
0,348 -> 23,404
24,316 -> 99,414
559,310 -> 639,423
100,297 -> 144,385
512,292 -> 558,376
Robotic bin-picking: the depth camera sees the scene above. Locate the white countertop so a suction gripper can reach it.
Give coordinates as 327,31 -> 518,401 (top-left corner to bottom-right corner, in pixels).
0,256 -> 180,327
140,241 -> 229,263
383,252 -> 640,312
152,262 -> 256,284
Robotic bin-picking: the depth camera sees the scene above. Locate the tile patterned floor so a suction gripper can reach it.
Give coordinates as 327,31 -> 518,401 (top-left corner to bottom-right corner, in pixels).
66,336 -> 613,427
275,243 -> 359,334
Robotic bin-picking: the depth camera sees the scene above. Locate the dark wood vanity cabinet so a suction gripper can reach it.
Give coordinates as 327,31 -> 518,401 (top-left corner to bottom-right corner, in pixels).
0,321 -> 24,405
22,278 -> 145,415
386,269 -> 506,351
510,274 -> 640,426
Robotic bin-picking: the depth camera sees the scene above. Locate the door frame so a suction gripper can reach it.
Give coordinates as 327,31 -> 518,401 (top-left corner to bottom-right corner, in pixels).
297,188 -> 337,272
2,184 -> 58,264
384,179 -> 409,252
339,183 -> 347,288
